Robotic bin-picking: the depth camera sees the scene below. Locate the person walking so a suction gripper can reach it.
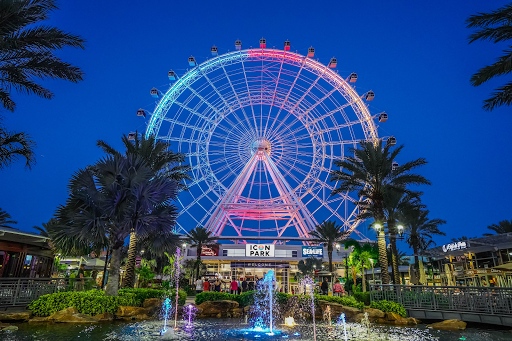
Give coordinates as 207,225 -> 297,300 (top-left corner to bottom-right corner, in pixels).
237,278 -> 243,295
231,278 -> 238,294
214,279 -> 221,292
241,278 -> 248,292
248,279 -> 255,291
321,277 -> 329,296
195,277 -> 204,294
333,279 -> 344,297
74,264 -> 86,291
203,278 -> 210,292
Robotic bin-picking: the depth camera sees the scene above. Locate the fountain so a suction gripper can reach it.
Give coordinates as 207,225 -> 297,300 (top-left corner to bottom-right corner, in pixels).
159,298 -> 171,335
173,247 -> 181,330
300,276 -> 316,341
183,304 -> 197,329
337,313 -> 348,341
252,270 -> 276,335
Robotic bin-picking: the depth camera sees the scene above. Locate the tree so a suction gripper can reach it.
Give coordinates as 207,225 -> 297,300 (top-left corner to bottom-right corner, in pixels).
0,207 -> 16,228
53,155 -> 178,295
467,3 -> 512,111
0,0 -> 85,112
451,236 -> 476,242
344,240 -> 378,292
97,133 -> 190,288
404,209 -> 446,265
0,122 -> 35,169
186,226 -> 217,281
296,257 -> 324,281
309,220 -> 347,272
331,139 -> 430,284
485,220 -> 512,235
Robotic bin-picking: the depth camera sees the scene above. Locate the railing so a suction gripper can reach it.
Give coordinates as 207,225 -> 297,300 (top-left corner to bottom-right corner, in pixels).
0,277 -> 96,308
370,284 -> 512,315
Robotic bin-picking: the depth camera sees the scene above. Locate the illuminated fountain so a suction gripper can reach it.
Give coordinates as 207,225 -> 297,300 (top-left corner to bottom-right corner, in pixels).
159,298 -> 171,335
183,304 -> 197,329
300,276 -> 317,341
252,270 -> 277,335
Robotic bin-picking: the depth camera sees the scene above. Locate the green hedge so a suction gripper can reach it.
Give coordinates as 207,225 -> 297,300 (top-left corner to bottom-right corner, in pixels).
352,291 -> 371,306
29,288 -> 187,317
314,294 -> 364,310
370,300 -> 406,318
195,291 -> 255,307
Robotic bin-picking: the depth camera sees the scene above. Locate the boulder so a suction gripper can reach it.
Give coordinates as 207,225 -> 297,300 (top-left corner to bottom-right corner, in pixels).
2,325 -> 18,331
116,306 -> 150,321
427,319 -> 467,331
94,312 -> 114,322
49,307 -> 98,323
28,316 -> 51,323
0,311 -> 31,321
317,301 -> 362,321
142,298 -> 164,317
363,308 -> 385,319
0,323 -> 11,329
196,300 -> 239,318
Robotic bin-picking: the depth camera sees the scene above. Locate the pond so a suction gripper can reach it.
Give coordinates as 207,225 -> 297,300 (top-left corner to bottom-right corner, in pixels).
5,319 -> 512,341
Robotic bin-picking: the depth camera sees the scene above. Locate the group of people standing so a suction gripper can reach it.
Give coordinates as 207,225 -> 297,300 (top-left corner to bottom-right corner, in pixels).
195,277 -> 259,294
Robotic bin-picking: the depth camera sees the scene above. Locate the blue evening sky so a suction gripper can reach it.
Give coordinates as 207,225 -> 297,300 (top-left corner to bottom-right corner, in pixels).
1,0 -> 511,252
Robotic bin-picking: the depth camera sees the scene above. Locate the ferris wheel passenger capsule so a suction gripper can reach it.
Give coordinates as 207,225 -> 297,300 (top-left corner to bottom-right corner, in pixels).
150,88 -> 159,98
188,56 -> 197,67
378,112 -> 388,122
392,161 -> 399,171
328,58 -> 337,68
284,40 -> 291,51
348,73 -> 358,83
387,136 -> 397,146
307,47 -> 315,57
168,70 -> 177,81
365,91 -> 375,101
211,46 -> 218,56
128,132 -> 136,141
235,40 -> 242,50
259,38 -> 266,48
137,108 -> 146,117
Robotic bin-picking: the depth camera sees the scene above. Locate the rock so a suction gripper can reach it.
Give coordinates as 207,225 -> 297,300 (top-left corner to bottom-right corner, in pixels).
317,301 -> 362,321
28,316 -> 51,323
427,319 -> 467,331
143,298 -> 164,317
364,308 -> 385,319
385,312 -> 403,321
197,300 -> 239,318
116,306 -> 150,318
49,307 -> 98,323
2,325 -> 18,331
0,311 -> 31,321
94,312 -> 114,322
353,313 -> 366,323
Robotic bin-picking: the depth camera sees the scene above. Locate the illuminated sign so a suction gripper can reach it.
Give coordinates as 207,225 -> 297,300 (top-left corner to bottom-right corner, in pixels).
201,245 -> 219,256
442,241 -> 467,253
302,246 -> 323,258
246,244 -> 275,257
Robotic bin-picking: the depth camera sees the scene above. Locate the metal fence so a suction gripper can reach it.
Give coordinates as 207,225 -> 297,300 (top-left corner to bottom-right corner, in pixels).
370,284 -> 512,315
0,277 -> 96,308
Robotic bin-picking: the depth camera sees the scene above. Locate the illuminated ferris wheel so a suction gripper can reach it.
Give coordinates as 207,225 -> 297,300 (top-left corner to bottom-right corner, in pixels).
142,39 -> 387,241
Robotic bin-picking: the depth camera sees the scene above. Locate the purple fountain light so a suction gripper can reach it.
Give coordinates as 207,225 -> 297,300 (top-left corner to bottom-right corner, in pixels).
183,304 -> 197,329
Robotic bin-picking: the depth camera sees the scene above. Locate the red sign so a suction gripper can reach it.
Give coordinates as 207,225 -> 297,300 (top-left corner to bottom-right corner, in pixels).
201,245 -> 219,256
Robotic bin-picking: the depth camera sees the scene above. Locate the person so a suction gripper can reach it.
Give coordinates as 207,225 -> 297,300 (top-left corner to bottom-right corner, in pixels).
333,279 -> 344,297
74,264 -> 86,291
203,278 -> 210,292
248,280 -> 255,291
214,279 -> 221,292
237,278 -> 243,295
321,277 -> 329,295
242,278 -> 248,292
195,277 -> 204,294
231,278 -> 238,294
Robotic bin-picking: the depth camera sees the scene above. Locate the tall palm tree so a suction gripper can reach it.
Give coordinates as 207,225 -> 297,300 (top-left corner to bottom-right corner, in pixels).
404,209 -> 446,266
331,139 -> 430,284
186,226 -> 217,281
485,220 -> 512,235
0,207 -> 16,228
467,3 -> 512,111
344,240 -> 378,292
309,220 -> 347,272
0,0 -> 85,112
451,236 -> 476,243
0,122 -> 35,169
97,133 -> 190,288
54,155 -> 178,295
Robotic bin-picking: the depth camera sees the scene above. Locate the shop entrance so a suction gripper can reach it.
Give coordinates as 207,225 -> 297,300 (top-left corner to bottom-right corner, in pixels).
231,261 -> 289,293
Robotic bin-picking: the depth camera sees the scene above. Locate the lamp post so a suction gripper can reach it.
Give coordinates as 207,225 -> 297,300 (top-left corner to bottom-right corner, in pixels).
370,258 -> 375,285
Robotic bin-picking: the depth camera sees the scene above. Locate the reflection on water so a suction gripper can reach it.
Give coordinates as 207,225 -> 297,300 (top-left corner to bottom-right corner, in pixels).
4,319 -> 512,341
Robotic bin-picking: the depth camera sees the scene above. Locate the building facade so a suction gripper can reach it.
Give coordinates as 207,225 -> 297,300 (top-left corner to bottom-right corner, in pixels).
183,243 -> 351,293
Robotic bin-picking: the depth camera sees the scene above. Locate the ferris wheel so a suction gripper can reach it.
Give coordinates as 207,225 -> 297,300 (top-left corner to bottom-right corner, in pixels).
142,39 -> 386,241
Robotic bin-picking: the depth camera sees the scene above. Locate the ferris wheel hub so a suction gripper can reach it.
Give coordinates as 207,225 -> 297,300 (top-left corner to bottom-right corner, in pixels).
250,138 -> 271,155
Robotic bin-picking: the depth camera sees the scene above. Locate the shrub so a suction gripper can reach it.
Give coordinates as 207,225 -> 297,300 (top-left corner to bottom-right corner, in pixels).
195,290 -> 257,307
28,290 -> 137,317
184,285 -> 196,296
353,291 -> 371,306
370,300 -> 406,317
314,294 -> 364,310
119,288 -> 186,306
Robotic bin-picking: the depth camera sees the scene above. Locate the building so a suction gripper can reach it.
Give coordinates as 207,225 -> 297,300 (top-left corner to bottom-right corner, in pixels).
183,243 -> 351,293
0,227 -> 54,278
420,234 -> 512,287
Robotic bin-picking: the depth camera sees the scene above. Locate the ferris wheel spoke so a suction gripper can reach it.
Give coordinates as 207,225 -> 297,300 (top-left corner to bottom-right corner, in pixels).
220,66 -> 256,133
240,58 -> 259,136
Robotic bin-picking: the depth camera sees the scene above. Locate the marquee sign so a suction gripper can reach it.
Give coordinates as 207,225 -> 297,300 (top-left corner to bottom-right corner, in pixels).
201,244 -> 219,256
246,244 -> 275,257
302,246 -> 323,257
442,241 -> 467,253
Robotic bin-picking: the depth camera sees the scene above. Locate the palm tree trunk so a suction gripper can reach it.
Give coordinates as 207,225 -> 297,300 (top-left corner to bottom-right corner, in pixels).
195,244 -> 202,281
328,245 -> 333,272
388,231 -> 400,284
361,260 -> 366,292
413,245 -> 419,284
377,230 -> 390,284
105,246 -> 122,296
123,231 -> 137,288
101,248 -> 110,289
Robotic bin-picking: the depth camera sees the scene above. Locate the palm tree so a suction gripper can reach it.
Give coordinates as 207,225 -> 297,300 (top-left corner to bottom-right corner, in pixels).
186,226 -> 217,281
309,220 -> 347,272
0,122 -> 35,169
404,209 -> 446,266
97,133 -> 190,288
331,139 -> 430,284
0,208 -> 17,228
344,240 -> 378,292
451,236 -> 476,242
296,257 -> 324,281
0,0 -> 85,112
54,155 -> 178,295
485,220 -> 512,235
467,3 -> 512,111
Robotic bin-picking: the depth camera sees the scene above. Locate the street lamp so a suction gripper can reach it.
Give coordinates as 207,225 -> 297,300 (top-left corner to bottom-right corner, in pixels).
374,223 -> 382,233
397,225 -> 404,240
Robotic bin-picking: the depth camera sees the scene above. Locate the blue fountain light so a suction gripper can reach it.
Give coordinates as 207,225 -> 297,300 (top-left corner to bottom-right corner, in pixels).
160,298 -> 172,335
